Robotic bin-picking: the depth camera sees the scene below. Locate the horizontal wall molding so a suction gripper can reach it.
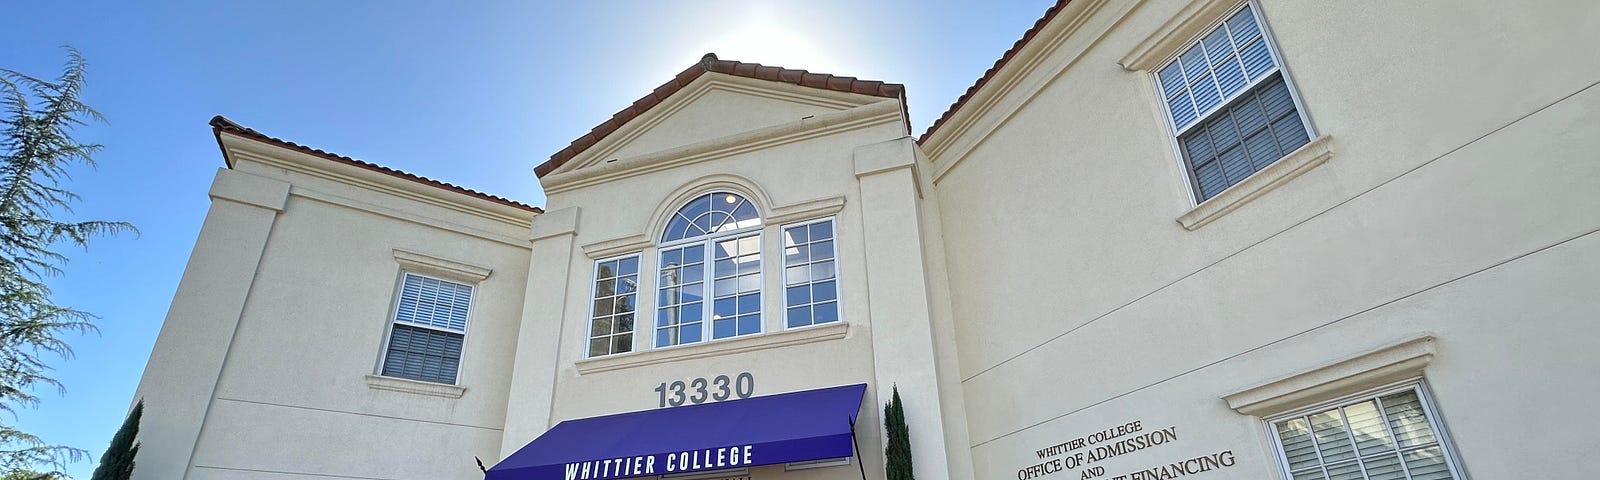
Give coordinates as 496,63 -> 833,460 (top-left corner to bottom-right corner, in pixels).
209,168 -> 291,212
579,195 -> 845,260
290,187 -> 529,248
225,139 -> 535,228
542,101 -> 901,195
575,322 -> 849,375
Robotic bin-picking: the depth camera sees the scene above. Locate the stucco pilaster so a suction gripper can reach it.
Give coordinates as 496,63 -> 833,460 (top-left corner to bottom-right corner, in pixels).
500,206 -> 581,458
131,168 -> 288,480
854,137 -> 956,480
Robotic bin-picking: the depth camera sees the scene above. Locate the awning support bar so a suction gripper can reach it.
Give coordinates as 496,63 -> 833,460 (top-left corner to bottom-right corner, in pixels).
849,417 -> 867,480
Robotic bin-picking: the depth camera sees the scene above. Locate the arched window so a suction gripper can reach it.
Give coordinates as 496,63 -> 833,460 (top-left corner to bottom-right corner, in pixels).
656,192 -> 763,347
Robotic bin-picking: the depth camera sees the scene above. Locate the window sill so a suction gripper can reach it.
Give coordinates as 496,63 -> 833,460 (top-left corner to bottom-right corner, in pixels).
576,322 -> 850,375
1221,335 -> 1435,417
1177,134 -> 1334,231
364,374 -> 466,398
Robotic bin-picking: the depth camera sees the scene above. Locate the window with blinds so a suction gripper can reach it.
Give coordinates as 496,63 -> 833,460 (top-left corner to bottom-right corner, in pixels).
1156,2 -> 1312,202
380,273 -> 473,384
1270,385 -> 1464,480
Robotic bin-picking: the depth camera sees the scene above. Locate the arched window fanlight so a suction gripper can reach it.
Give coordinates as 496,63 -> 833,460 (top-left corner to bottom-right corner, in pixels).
662,192 -> 761,243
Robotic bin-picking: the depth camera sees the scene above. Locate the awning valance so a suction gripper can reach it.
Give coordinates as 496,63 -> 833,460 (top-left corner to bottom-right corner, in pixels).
487,383 -> 867,480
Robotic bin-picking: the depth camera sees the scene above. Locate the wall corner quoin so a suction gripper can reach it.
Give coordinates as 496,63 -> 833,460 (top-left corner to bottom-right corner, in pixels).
208,167 -> 291,212
529,206 -> 580,242
853,136 -> 919,179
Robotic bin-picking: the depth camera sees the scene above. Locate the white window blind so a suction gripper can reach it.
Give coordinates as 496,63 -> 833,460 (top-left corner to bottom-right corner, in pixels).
1271,385 -> 1463,480
382,273 -> 472,384
394,273 -> 472,331
1158,4 -> 1277,132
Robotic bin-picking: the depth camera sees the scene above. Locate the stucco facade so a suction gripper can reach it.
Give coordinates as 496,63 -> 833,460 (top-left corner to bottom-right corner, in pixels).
132,1 -> 1599,479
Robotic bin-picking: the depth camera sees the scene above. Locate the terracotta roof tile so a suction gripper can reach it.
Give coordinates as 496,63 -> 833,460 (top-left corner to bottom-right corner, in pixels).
209,115 -> 541,213
919,0 -> 1071,145
534,53 -> 908,178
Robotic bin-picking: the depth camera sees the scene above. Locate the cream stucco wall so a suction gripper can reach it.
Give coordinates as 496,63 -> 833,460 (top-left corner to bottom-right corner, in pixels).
504,72 -> 954,480
132,137 -> 536,480
923,0 -> 1600,478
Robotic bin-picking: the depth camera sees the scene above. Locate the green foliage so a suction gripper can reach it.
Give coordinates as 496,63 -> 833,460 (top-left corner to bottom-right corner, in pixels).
884,385 -> 913,480
88,401 -> 139,480
1,471 -> 63,480
0,48 -> 135,477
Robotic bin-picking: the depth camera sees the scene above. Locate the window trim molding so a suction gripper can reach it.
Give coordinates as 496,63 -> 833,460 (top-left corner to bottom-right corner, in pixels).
1176,134 -> 1333,230
575,321 -> 848,375
649,177 -> 773,243
785,457 -> 851,471
391,248 -> 492,282
579,195 -> 846,261
364,374 -> 466,398
1120,0 -> 1252,72
1222,334 -> 1436,417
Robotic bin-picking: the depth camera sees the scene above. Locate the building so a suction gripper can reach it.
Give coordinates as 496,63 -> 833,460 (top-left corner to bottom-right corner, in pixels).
130,0 -> 1600,479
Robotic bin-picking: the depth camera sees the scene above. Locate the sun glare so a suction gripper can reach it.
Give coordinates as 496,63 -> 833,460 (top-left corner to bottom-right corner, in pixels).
692,4 -> 845,72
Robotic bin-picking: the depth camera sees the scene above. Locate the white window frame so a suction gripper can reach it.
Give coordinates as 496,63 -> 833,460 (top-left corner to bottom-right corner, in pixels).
585,253 -> 641,358
377,271 -> 476,385
1263,378 -> 1469,480
780,216 -> 842,330
1154,0 -> 1318,204
653,191 -> 765,350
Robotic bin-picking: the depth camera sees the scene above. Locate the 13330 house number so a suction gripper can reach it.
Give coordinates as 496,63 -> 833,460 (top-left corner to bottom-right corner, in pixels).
654,373 -> 754,407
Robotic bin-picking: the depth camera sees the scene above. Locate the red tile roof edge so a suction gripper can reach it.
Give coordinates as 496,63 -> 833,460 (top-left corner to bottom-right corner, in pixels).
209,115 -> 542,213
918,0 -> 1071,145
533,53 -> 909,178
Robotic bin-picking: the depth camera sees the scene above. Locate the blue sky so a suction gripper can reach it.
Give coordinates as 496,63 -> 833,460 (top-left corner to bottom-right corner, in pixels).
1,1 -> 1051,476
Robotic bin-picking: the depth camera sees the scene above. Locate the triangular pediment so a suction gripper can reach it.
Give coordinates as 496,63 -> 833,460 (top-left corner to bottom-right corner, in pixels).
534,54 -> 906,179
552,72 -> 883,175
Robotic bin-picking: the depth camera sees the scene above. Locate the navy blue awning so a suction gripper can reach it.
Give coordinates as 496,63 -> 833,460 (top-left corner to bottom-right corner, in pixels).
488,383 -> 867,480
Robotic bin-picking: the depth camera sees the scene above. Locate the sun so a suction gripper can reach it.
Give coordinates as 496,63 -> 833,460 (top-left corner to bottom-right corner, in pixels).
692,4 -> 844,72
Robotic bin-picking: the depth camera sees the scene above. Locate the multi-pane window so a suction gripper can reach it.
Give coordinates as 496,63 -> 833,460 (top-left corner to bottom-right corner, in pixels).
710,234 -> 762,339
1157,3 -> 1312,201
588,255 -> 639,357
657,244 -> 707,346
783,219 -> 838,328
1270,385 -> 1463,480
381,273 -> 473,384
656,192 -> 762,348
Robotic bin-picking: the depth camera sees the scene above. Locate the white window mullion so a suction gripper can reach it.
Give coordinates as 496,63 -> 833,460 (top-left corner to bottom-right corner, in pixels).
1334,408 -> 1375,480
